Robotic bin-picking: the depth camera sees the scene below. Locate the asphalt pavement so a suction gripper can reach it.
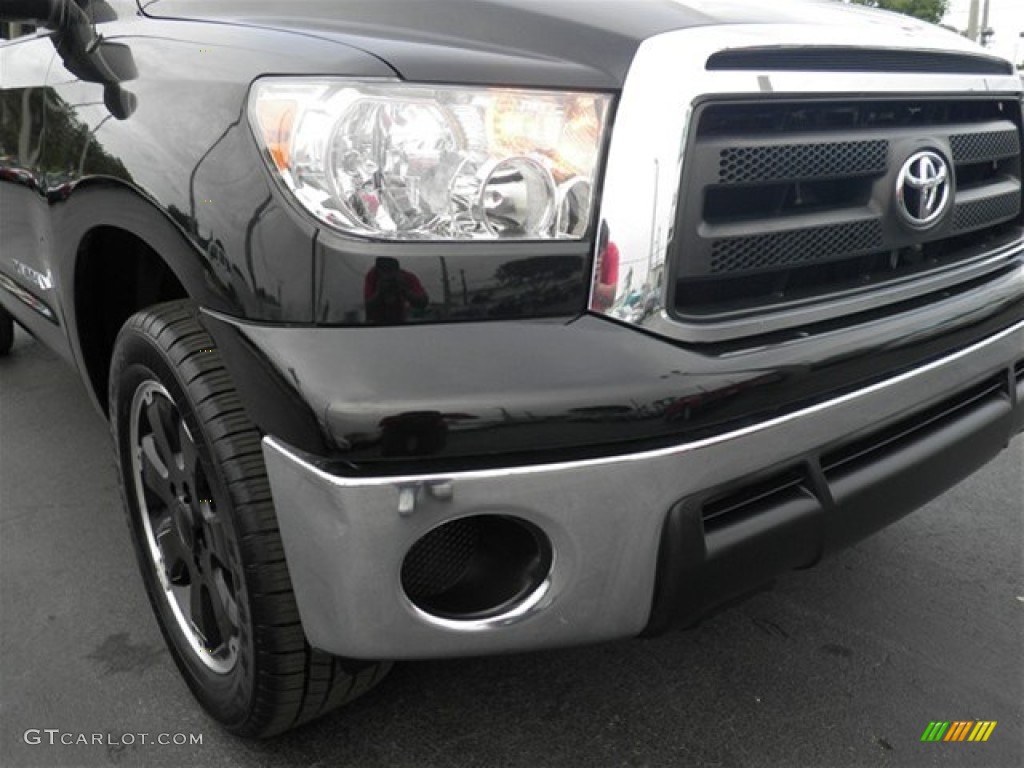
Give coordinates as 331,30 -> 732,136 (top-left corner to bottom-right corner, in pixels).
1,324 -> 1022,768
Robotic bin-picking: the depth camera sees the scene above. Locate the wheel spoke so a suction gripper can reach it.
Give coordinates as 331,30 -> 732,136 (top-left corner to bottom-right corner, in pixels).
208,570 -> 238,650
155,517 -> 193,584
202,508 -> 232,565
178,419 -> 200,484
196,505 -> 240,654
191,576 -> 233,653
146,399 -> 181,481
189,579 -> 211,648
140,436 -> 176,510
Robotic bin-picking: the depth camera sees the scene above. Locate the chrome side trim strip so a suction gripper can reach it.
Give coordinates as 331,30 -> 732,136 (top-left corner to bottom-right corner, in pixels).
591,24 -> 1024,343
0,271 -> 56,322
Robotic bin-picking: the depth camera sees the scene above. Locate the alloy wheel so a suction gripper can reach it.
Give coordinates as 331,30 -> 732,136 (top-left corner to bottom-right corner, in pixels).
128,380 -> 241,674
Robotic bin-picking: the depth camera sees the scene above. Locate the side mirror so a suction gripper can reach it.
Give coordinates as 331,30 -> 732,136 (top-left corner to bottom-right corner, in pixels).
61,36 -> 138,85
2,0 -> 138,118
62,34 -> 139,118
104,81 -> 137,120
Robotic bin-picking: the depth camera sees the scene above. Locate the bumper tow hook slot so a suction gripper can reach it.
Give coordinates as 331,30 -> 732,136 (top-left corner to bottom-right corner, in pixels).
397,481 -> 455,517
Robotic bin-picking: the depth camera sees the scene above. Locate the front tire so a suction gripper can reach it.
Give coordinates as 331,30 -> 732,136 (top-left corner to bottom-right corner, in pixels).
109,301 -> 389,737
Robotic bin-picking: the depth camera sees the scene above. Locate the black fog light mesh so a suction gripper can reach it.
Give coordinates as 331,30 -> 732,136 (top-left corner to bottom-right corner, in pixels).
401,515 -> 552,620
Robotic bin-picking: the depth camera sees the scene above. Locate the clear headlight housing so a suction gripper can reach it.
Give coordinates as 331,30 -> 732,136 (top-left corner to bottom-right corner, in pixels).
249,79 -> 611,241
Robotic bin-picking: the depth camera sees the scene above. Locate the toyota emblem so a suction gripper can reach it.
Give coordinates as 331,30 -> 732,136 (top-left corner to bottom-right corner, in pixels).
896,150 -> 952,229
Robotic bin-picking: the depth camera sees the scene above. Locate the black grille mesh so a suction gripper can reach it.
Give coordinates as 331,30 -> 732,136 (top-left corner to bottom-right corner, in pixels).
950,130 -> 1021,164
710,220 -> 885,274
676,96 -> 1023,324
718,141 -> 889,184
402,518 -> 479,599
952,190 -> 1022,233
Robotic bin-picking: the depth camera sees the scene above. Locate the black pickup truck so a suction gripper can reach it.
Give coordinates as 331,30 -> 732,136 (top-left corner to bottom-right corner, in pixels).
1,0 -> 1022,738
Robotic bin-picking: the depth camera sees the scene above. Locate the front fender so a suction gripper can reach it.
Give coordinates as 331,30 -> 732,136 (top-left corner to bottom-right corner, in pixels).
42,11 -> 396,323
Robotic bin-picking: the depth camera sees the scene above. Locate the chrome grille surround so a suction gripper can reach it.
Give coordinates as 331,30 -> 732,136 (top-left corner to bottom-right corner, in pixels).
591,26 -> 1024,344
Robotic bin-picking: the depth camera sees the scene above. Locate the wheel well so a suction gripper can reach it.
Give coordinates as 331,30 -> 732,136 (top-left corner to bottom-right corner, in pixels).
75,227 -> 188,414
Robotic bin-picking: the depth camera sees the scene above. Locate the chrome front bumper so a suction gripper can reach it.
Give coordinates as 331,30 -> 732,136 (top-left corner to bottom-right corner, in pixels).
262,318 -> 1024,660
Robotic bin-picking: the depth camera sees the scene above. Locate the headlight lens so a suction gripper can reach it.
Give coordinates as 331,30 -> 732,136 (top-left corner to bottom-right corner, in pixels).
249,80 -> 611,241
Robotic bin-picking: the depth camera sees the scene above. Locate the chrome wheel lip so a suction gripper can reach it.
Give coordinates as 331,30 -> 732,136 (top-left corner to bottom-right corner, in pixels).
129,380 -> 241,675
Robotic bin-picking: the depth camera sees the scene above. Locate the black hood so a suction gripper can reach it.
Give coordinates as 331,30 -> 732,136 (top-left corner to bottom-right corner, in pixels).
138,0 -> 960,89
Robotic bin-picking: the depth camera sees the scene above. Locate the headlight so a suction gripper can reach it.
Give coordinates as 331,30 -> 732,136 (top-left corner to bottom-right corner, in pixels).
248,79 -> 611,241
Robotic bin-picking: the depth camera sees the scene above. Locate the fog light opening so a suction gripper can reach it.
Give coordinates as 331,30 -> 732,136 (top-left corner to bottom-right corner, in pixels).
401,515 -> 553,621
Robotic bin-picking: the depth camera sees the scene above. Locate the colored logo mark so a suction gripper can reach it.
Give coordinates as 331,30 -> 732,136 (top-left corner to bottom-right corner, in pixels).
921,721 -> 997,742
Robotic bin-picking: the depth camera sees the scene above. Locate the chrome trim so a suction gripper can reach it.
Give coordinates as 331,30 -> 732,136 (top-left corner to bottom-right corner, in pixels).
406,573 -> 555,633
0,272 -> 56,322
591,25 -> 1024,343
261,317 -> 1024,660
